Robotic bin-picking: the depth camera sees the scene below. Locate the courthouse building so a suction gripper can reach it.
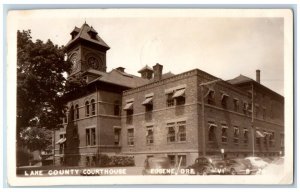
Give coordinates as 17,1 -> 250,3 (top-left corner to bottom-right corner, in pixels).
54,23 -> 284,167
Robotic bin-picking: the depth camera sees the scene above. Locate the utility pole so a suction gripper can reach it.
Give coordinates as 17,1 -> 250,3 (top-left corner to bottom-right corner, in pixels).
199,79 -> 221,157
251,83 -> 255,157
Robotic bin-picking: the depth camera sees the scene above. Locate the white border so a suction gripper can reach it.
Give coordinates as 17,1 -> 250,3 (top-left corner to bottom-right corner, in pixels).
6,8 -> 294,186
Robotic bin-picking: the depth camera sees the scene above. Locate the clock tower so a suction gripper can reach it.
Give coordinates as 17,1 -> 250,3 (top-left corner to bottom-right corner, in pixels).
65,22 -> 110,80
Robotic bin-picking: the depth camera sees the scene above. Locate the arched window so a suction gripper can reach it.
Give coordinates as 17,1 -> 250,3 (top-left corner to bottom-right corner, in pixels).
70,105 -> 74,121
85,101 -> 90,117
91,99 -> 96,115
208,124 -> 216,142
75,104 -> 79,119
207,90 -> 215,105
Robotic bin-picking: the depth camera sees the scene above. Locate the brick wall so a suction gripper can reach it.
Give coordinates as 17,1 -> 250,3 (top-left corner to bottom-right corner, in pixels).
54,89 -> 122,165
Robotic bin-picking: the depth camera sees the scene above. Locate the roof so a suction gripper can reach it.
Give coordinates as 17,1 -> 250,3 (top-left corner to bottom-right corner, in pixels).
88,26 -> 98,34
87,68 -> 176,88
65,22 -> 110,50
138,65 -> 153,73
161,72 -> 175,79
227,74 -> 283,99
147,71 -> 175,83
227,74 -> 253,84
70,27 -> 80,34
89,69 -> 150,88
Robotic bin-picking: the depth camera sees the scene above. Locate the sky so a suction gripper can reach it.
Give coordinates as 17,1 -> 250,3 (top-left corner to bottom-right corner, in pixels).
13,9 -> 285,95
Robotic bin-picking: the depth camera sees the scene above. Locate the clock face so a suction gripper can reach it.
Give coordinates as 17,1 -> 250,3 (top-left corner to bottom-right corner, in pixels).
88,57 -> 100,70
70,54 -> 78,72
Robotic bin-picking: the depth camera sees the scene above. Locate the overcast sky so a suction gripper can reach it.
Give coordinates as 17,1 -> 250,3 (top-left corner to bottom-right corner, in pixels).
14,9 -> 285,95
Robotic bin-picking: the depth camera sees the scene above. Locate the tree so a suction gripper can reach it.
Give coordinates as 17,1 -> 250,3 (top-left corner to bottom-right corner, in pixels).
17,30 -> 76,153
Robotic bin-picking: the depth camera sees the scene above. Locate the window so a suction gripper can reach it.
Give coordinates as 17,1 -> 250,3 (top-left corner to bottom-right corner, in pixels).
92,156 -> 97,166
145,102 -> 153,112
208,123 -> 217,142
248,103 -> 252,115
114,101 -> 120,116
255,105 -> 259,118
124,101 -> 134,124
207,90 -> 215,105
166,88 -> 186,107
63,109 -> 68,124
255,131 -> 261,145
255,129 -> 264,145
91,99 -> 96,115
243,102 -> 248,115
70,105 -> 74,121
86,156 -> 90,166
166,93 -> 175,107
75,104 -> 79,119
142,96 -> 153,109
270,101 -> 274,119
167,123 -> 176,143
91,128 -> 96,145
221,125 -> 228,143
86,128 -> 96,146
221,93 -> 229,108
243,128 -> 249,143
173,89 -> 186,106
280,133 -> 284,147
177,121 -> 186,142
86,129 -> 90,146
114,128 -> 121,145
178,155 -> 187,166
85,101 -> 90,117
233,126 -> 239,144
59,134 -> 66,154
269,132 -> 275,147
143,96 -> 153,121
127,128 -> 134,146
126,110 -> 133,124
59,143 -> 64,155
146,127 -> 154,145
168,155 -> 176,166
166,121 -> 187,143
176,96 -> 185,105
233,99 -> 239,112
262,108 -> 266,120
256,137 -> 261,145
263,131 -> 268,145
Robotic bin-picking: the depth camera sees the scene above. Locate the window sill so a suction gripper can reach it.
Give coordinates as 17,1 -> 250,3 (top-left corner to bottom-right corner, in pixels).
167,141 -> 187,144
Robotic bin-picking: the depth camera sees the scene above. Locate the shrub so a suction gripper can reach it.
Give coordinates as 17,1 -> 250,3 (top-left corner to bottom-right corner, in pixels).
95,154 -> 135,167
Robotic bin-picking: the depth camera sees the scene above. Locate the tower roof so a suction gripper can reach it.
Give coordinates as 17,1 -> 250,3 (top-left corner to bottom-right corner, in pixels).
65,22 -> 110,51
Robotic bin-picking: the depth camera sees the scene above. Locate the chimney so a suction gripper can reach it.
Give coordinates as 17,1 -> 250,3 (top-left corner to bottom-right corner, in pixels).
153,63 -> 163,81
256,69 -> 260,84
116,67 -> 125,72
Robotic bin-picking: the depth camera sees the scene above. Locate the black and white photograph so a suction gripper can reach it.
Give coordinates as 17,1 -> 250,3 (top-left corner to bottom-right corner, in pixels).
6,8 -> 293,186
